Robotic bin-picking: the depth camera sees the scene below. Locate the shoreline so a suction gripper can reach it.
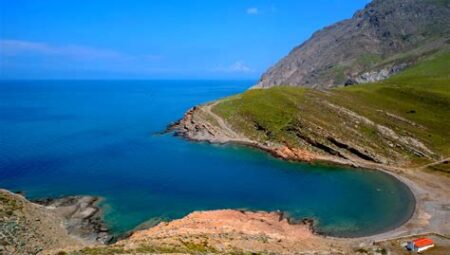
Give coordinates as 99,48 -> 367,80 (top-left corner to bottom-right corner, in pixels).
2,131 -> 448,254
1,185 -> 442,254
205,140 -> 419,239
16,175 -> 415,240
32,194 -> 114,244
169,132 -> 418,240
2,103 -> 448,253
167,104 -> 450,243
8,177 -> 415,242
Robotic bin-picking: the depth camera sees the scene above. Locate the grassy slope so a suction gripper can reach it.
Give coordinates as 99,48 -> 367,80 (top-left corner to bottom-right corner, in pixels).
213,52 -> 450,172
333,53 -> 450,156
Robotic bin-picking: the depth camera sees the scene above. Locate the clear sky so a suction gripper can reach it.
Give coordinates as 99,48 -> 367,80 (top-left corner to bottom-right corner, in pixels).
0,0 -> 370,80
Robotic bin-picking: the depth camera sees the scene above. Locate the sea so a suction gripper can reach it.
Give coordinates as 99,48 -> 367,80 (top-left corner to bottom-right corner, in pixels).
0,80 -> 414,237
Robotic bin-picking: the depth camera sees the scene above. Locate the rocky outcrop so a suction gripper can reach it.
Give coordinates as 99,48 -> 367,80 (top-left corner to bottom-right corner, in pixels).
33,196 -> 113,244
167,106 -> 231,143
352,63 -> 408,84
254,0 -> 450,89
0,190 -> 83,255
167,103 -> 254,144
120,209 -> 347,254
0,190 -> 114,255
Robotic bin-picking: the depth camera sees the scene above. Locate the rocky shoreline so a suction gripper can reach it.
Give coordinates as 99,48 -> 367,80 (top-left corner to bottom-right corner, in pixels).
32,195 -> 114,244
166,105 -> 396,170
3,186 -> 450,254
2,189 -> 349,254
119,209 -> 346,254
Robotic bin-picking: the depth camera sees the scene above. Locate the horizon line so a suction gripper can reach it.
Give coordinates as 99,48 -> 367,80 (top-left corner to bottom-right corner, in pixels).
0,78 -> 259,82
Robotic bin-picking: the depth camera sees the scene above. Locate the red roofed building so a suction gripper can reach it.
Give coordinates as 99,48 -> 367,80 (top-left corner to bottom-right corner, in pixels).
407,238 -> 435,253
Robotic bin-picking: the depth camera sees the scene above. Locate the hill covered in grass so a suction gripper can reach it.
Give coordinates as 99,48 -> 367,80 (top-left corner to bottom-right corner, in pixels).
175,52 -> 449,173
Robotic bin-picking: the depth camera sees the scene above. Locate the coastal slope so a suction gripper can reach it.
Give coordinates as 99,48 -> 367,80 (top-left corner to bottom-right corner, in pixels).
171,53 -> 450,172
0,190 -> 83,254
254,0 -> 450,89
0,189 -> 113,254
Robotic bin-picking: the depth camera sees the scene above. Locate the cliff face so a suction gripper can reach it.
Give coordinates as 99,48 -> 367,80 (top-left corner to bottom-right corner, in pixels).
255,0 -> 450,89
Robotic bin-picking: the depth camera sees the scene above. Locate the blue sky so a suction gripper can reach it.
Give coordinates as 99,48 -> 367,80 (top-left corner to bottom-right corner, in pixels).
0,0 -> 370,79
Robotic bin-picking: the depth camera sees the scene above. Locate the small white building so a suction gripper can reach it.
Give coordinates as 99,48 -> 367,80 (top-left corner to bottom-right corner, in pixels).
406,238 -> 434,253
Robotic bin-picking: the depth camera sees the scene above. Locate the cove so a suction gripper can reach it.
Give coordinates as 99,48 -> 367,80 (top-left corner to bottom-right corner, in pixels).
0,80 -> 414,237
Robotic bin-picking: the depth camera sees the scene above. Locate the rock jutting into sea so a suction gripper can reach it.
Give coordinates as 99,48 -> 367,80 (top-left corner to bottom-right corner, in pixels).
33,195 -> 114,244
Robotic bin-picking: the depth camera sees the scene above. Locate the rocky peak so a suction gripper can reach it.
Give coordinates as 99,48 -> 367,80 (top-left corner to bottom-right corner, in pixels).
254,0 -> 450,89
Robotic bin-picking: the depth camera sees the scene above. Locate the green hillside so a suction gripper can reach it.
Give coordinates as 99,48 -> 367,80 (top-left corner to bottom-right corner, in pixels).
213,52 -> 450,172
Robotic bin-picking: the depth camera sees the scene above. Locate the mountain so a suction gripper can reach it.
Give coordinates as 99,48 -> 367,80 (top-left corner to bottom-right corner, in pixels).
254,0 -> 450,89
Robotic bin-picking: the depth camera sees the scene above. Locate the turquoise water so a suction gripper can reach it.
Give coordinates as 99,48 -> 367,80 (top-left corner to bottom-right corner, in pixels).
0,80 -> 414,237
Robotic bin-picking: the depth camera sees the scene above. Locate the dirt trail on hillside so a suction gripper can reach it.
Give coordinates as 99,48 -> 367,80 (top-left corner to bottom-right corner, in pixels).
203,101 -> 244,139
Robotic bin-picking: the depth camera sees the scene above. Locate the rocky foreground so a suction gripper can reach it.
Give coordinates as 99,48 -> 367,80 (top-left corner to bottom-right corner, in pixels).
2,188 -> 450,254
0,190 -> 114,255
119,210 -> 345,254
33,196 -> 113,244
0,190 -> 83,255
1,190 -> 349,254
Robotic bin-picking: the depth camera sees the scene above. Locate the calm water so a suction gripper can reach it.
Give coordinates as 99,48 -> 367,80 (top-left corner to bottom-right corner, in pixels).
0,80 -> 414,237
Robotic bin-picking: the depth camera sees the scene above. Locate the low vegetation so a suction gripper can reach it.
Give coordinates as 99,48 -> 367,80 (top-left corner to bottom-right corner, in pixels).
61,242 -> 262,255
213,52 -> 450,171
0,192 -> 23,217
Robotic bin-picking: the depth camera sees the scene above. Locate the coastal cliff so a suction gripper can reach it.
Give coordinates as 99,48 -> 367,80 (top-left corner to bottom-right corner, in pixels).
254,0 -> 450,89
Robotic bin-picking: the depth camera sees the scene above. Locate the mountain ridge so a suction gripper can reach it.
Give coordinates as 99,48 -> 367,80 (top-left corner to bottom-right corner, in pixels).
254,0 -> 450,89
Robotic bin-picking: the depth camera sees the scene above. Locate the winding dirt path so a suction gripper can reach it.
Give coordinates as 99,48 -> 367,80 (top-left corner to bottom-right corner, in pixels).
203,101 -> 252,142
417,157 -> 450,169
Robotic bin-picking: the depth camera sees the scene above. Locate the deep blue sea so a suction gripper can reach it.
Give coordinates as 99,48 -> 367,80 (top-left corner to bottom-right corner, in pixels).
0,80 -> 414,237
